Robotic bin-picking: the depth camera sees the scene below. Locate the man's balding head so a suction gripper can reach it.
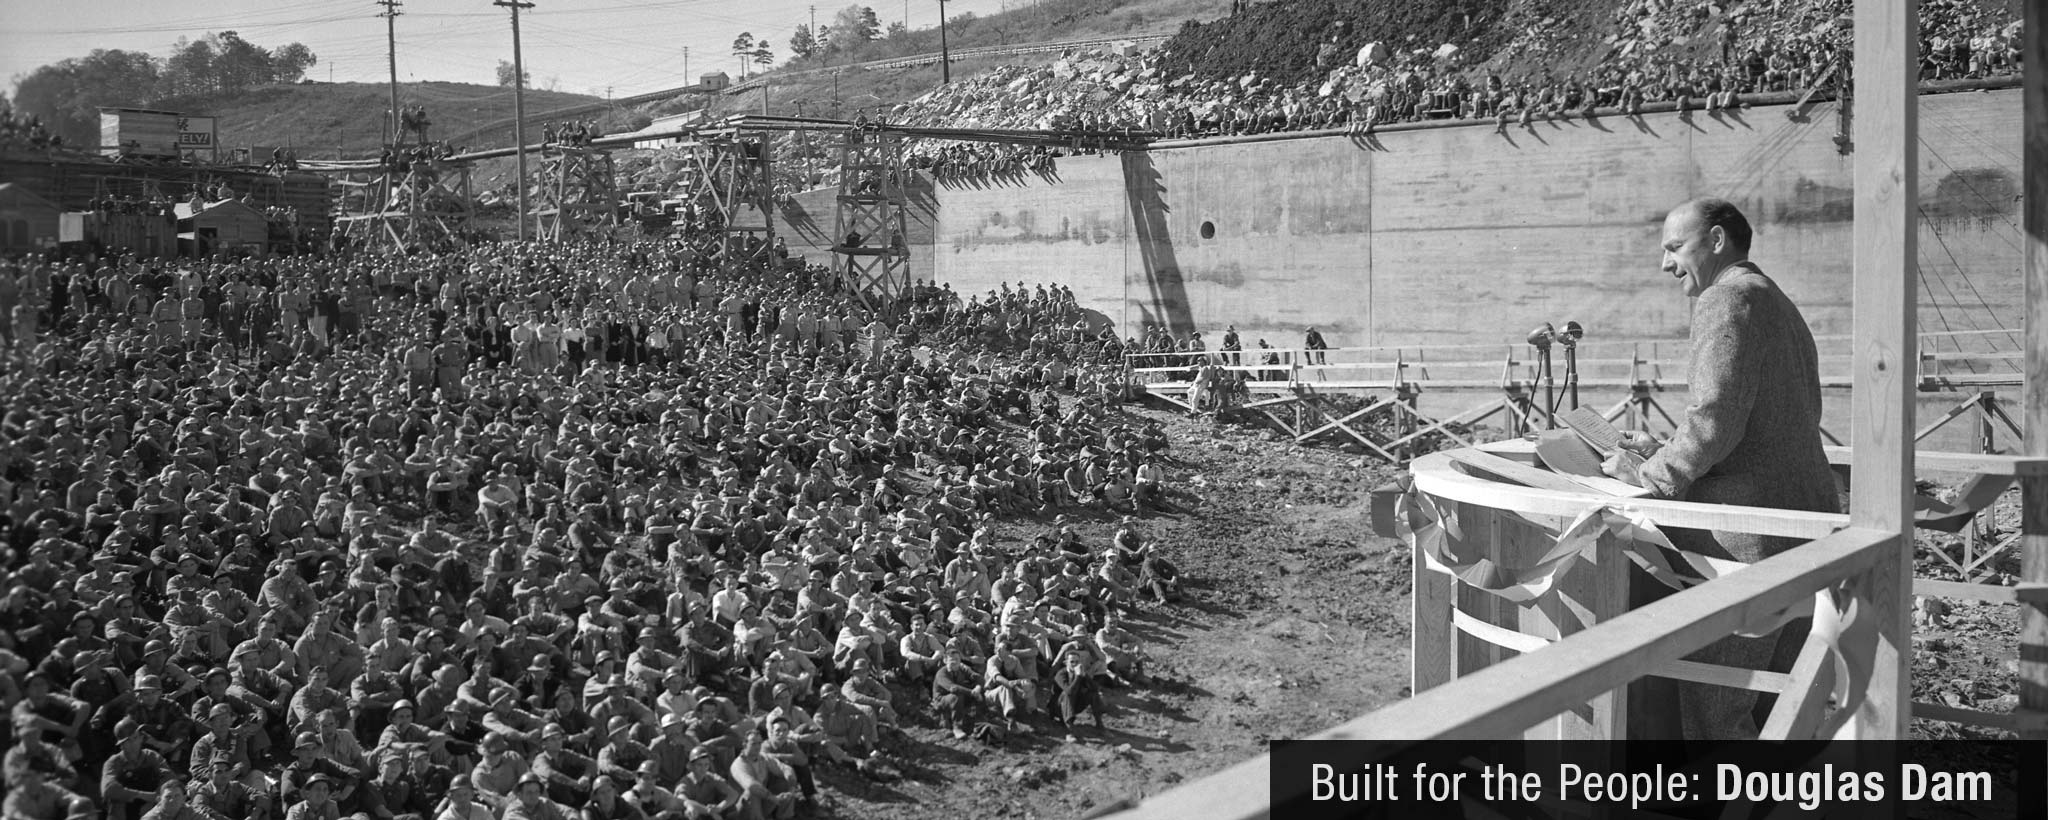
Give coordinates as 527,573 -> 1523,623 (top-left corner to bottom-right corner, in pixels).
1662,197 -> 1754,297
1669,198 -> 1753,254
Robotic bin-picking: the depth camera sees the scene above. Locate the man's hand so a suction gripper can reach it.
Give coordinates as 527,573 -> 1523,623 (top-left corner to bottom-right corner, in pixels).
1615,430 -> 1663,457
1601,450 -> 1647,486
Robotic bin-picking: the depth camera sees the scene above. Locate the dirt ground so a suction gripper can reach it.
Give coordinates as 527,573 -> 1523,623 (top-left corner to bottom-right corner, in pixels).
810,403 -> 1407,819
1907,498 -> 2028,741
812,402 -> 2027,819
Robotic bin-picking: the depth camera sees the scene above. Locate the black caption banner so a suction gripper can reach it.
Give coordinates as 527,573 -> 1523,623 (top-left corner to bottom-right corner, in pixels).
1268,740 -> 2045,819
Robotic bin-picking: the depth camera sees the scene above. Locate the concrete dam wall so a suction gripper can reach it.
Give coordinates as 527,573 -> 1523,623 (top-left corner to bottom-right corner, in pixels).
926,89 -> 2025,355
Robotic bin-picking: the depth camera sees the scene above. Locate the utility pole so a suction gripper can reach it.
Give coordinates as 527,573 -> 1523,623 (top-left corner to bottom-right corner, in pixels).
377,0 -> 402,146
495,0 -> 534,242
811,5 -> 817,38
683,47 -> 689,84
937,0 -> 951,84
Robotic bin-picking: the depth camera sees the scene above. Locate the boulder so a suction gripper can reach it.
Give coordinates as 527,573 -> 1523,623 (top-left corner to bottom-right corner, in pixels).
1356,42 -> 1389,65
1434,42 -> 1460,60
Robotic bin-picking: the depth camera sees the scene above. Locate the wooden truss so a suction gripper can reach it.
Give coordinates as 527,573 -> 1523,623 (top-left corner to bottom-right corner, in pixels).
330,160 -> 475,252
528,146 -> 619,242
830,130 -> 912,306
681,133 -> 776,271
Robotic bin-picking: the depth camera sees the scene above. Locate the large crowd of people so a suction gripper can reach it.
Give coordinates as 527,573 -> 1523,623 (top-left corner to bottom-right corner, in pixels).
0,235 -> 1184,820
887,0 -> 2021,141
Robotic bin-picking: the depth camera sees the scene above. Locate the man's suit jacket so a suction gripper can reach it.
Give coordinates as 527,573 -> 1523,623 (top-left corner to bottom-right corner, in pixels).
1638,262 -> 1840,563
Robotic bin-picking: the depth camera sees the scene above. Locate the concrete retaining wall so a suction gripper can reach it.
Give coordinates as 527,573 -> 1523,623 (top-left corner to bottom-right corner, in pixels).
929,90 -> 2024,355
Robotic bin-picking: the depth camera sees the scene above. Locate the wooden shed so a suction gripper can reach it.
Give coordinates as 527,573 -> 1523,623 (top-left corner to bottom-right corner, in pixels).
176,199 -> 271,255
0,183 -> 62,254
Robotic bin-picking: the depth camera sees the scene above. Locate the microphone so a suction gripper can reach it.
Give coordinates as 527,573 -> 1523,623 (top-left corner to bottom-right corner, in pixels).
1525,323 -> 1555,350
1559,321 -> 1584,348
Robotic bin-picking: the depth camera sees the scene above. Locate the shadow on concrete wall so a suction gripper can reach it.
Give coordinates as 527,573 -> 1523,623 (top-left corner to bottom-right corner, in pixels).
778,196 -> 828,245
1122,151 -> 1195,337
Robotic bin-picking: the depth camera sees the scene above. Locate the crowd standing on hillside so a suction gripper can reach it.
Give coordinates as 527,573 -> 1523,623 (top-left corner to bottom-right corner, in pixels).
885,0 -> 2021,145
0,233 -> 1186,820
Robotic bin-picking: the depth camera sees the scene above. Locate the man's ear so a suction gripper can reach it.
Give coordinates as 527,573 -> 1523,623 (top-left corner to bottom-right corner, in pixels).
1708,224 -> 1727,254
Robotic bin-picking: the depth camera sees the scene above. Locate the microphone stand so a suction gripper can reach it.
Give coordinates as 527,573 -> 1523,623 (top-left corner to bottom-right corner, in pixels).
1561,337 -> 1579,412
1527,324 -> 1555,429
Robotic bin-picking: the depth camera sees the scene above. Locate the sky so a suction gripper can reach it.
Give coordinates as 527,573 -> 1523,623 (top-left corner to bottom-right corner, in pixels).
0,0 -> 1017,100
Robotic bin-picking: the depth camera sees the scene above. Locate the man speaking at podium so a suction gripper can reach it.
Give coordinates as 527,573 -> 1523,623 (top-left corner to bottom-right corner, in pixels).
1601,197 -> 1840,740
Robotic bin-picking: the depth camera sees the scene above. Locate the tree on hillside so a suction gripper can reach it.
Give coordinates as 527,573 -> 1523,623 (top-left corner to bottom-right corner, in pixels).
827,5 -> 880,51
732,32 -> 758,78
12,49 -> 161,147
209,31 -> 274,92
790,24 -> 818,60
157,32 -> 315,98
885,21 -> 908,40
752,42 -> 774,70
496,60 -> 528,87
164,37 -> 218,96
272,42 -> 318,83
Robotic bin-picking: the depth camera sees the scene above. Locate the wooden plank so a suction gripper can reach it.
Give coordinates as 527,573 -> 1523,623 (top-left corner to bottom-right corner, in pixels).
1412,516 -> 1456,696
1415,452 -> 1851,540
1447,449 -> 1608,494
1910,702 -> 2048,733
1103,529 -> 1897,820
1454,504 -> 1509,677
1533,527 -> 1630,739
2024,0 -> 2048,745
1824,447 -> 2048,477
1842,0 -> 1918,741
1652,659 -> 1794,694
1446,449 -> 1652,498
1761,624 -> 1842,740
1913,393 -> 1986,442
1252,409 -> 1298,438
1912,577 -> 2019,604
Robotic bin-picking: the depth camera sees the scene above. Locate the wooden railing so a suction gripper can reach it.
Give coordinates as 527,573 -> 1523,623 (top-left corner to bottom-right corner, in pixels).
1123,330 -> 2023,396
1107,522 -> 1901,820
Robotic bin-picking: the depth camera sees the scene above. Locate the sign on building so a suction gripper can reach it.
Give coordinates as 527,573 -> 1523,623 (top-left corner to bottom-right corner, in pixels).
177,116 -> 218,161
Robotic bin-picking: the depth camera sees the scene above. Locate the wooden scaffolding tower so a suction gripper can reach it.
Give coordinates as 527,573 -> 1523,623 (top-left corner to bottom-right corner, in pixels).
830,130 -> 912,305
527,145 -> 619,242
682,132 -> 776,270
329,160 -> 474,252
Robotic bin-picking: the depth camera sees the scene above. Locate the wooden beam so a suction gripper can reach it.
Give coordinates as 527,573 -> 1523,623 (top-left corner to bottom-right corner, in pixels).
1761,624 -> 1842,740
1824,447 -> 2048,477
1414,452 -> 1851,540
1102,528 -> 1896,820
1652,659 -> 1793,694
1912,577 -> 2019,604
1910,702 -> 2048,733
1843,0 -> 1918,741
2022,0 -> 2048,745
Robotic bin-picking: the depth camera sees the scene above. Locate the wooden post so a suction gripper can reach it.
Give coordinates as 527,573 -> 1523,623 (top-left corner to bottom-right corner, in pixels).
1842,0 -> 1917,739
2020,0 -> 2048,744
